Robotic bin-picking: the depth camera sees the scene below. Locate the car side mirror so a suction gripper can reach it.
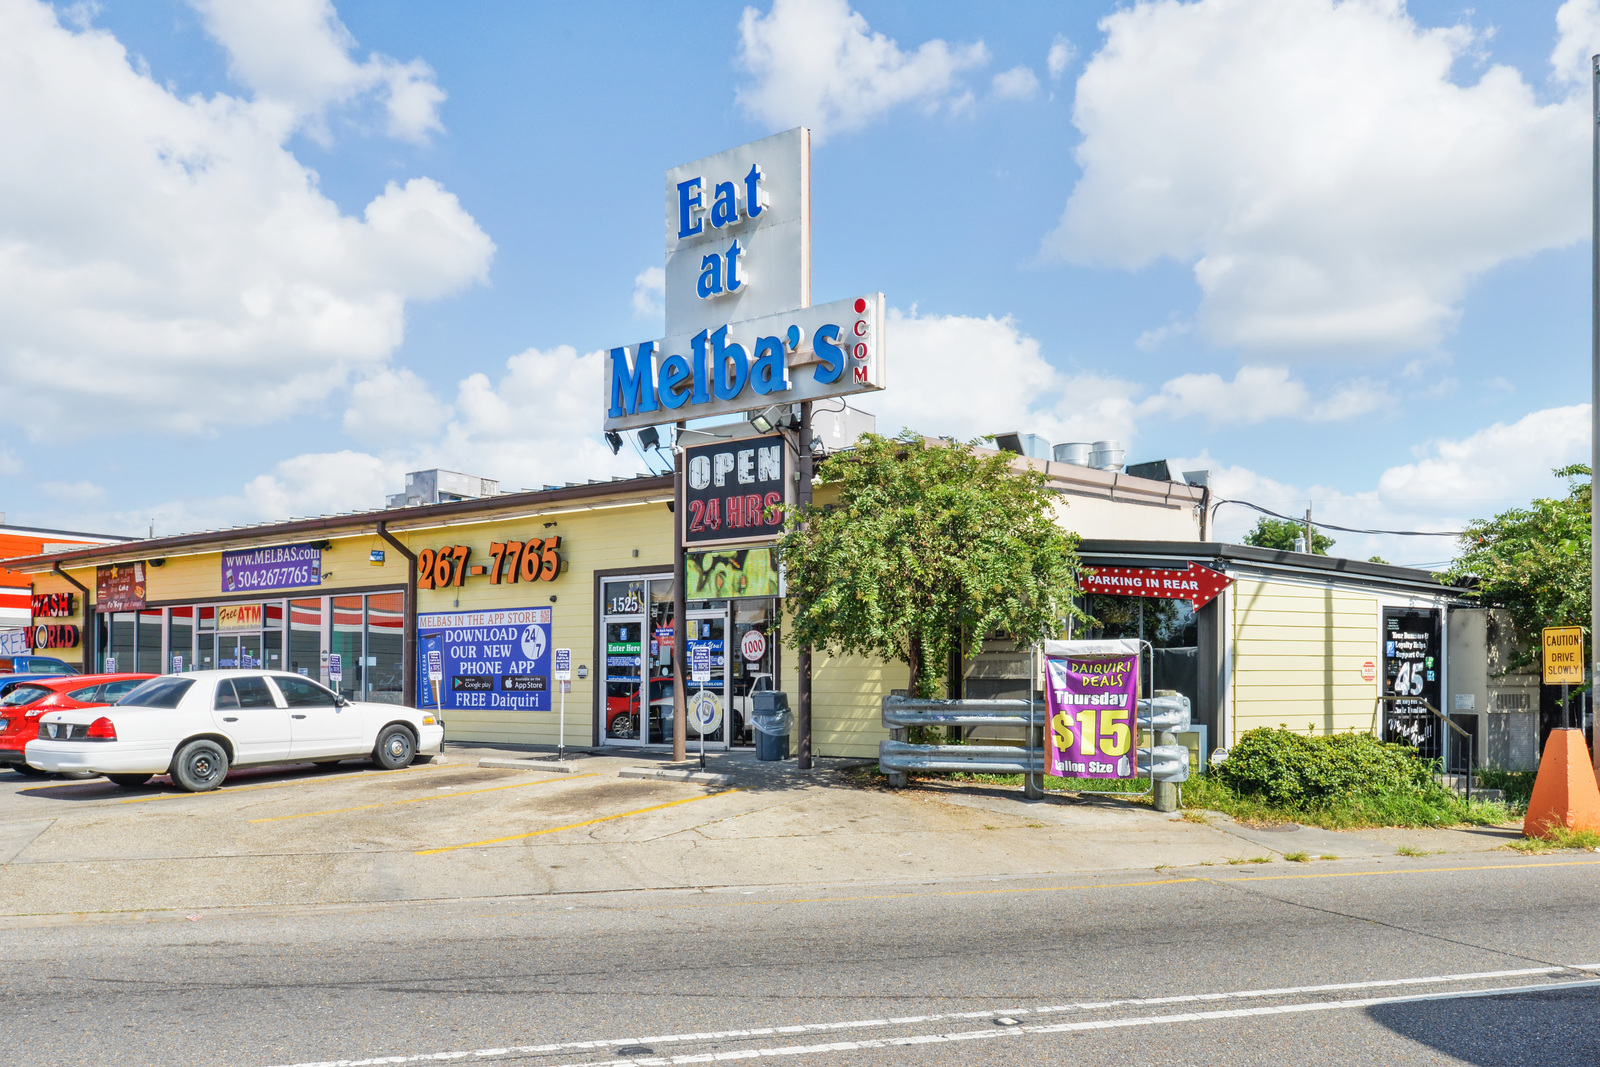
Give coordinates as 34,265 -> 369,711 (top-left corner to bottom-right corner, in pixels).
335,694 -> 350,707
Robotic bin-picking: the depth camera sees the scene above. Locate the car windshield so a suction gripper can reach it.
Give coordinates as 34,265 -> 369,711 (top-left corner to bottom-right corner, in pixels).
1,685 -> 51,707
115,677 -> 195,709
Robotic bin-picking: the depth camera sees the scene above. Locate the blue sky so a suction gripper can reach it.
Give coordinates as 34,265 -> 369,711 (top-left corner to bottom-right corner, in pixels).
0,0 -> 1594,565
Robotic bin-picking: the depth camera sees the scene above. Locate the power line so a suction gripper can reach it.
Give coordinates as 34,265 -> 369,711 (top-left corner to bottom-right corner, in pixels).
1211,498 -> 1464,538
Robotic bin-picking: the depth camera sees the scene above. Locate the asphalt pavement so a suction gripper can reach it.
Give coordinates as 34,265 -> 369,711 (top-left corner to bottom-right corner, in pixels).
3,854 -> 1598,1067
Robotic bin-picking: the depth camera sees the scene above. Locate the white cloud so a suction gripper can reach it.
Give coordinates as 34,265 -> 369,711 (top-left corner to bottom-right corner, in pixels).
241,451 -> 404,519
342,368 -> 450,445
991,65 -> 1040,101
1049,0 -> 1586,354
1134,320 -> 1190,352
1377,404 -> 1590,506
1138,366 -> 1391,425
631,266 -> 665,317
189,0 -> 446,143
0,1 -> 493,437
40,479 -> 106,505
735,0 -> 989,141
1047,34 -> 1076,79
1174,403 -> 1591,566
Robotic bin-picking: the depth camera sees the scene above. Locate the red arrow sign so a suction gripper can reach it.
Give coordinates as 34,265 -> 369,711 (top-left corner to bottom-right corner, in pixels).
1078,561 -> 1233,610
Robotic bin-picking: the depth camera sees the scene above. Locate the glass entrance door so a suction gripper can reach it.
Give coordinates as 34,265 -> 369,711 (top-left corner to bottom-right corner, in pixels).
215,632 -> 264,670
684,610 -> 728,749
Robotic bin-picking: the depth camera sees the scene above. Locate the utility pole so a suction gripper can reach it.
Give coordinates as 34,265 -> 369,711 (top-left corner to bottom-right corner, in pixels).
1590,54 -> 1599,778
1304,503 -> 1314,554
673,421 -> 687,763
797,401 -> 813,771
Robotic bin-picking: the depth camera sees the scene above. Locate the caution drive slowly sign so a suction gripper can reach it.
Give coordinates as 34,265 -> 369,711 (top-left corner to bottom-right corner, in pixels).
1542,626 -> 1584,685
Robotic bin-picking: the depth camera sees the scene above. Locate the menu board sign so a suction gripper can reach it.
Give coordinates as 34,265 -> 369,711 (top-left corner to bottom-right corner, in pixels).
95,562 -> 146,612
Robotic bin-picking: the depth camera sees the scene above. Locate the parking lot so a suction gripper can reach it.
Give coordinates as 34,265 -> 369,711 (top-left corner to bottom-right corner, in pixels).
0,748 -> 1528,920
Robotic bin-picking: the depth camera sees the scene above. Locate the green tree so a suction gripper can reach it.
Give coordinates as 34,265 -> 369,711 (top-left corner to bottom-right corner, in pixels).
1243,516 -> 1335,555
780,433 -> 1088,697
1444,464 -> 1590,669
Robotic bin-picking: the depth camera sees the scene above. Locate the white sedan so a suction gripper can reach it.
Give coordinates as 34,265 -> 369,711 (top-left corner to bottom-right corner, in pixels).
25,670 -> 444,791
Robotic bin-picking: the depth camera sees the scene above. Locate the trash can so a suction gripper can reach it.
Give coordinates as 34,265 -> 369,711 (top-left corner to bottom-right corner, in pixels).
751,691 -> 792,761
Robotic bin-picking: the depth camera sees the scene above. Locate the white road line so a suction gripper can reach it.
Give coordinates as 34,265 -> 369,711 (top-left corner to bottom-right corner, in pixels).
259,965 -> 1600,1067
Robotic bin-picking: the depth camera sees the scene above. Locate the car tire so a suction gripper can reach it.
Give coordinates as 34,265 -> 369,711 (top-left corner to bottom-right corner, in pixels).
11,762 -> 46,778
372,725 -> 416,770
106,773 -> 152,789
608,713 -> 637,740
171,739 -> 230,792
731,712 -> 744,743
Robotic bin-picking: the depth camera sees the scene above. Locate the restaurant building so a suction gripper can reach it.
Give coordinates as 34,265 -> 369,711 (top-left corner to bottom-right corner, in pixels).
4,455 -> 1213,759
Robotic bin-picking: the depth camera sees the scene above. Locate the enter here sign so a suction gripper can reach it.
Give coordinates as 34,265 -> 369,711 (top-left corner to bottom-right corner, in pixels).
1542,626 -> 1585,685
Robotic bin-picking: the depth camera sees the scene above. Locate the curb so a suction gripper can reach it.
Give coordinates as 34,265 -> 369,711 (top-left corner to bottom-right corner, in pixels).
478,758 -> 581,774
618,766 -> 735,786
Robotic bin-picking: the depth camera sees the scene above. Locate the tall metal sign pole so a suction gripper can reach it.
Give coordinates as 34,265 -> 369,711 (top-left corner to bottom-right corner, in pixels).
1592,54 -> 1599,778
673,420 -> 688,763
797,400 -> 813,770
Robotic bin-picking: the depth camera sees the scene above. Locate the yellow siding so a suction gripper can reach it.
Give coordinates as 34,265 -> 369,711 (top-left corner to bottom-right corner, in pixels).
409,502 -> 672,748
1230,578 -> 1381,742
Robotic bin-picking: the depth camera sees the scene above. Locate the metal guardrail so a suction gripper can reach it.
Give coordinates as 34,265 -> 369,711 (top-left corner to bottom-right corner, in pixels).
878,695 -> 1191,792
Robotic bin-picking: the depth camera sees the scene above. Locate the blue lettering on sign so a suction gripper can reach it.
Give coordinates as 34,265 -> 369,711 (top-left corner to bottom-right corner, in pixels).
609,322 -> 867,419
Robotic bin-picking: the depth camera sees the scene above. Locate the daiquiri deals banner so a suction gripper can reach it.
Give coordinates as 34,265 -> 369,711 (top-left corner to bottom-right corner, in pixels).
1044,639 -> 1140,779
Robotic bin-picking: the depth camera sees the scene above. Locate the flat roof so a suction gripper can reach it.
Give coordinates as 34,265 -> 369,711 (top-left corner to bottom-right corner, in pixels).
1077,539 -> 1468,598
0,474 -> 675,573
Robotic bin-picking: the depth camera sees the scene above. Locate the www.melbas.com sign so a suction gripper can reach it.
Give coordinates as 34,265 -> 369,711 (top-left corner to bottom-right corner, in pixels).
603,293 -> 885,432
223,543 -> 322,593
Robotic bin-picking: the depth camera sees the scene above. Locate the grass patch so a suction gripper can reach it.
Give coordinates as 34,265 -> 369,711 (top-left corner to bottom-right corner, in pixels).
1248,855 -> 1272,864
1506,825 -> 1600,853
1475,769 -> 1536,808
1319,854 -> 1338,861
1395,845 -> 1444,857
1283,851 -> 1310,863
1180,810 -> 1210,825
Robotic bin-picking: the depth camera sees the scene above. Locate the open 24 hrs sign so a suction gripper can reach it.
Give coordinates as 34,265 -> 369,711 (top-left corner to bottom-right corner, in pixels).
417,537 -> 563,589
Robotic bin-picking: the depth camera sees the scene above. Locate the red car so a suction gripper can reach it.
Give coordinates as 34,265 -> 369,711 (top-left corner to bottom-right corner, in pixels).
0,673 -> 157,776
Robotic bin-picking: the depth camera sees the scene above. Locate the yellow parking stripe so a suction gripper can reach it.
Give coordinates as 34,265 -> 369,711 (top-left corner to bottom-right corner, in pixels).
417,788 -> 740,855
249,773 -> 597,822
118,764 -> 436,803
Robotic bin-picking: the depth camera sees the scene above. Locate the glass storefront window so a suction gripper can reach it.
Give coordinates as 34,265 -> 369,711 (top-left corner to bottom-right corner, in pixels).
199,606 -> 215,630
366,592 -> 404,704
264,602 -> 284,628
1083,593 -> 1199,712
170,607 -> 194,673
647,582 -> 677,745
331,595 -> 364,701
105,612 -> 135,673
137,610 -> 163,675
604,619 -> 644,741
729,600 -> 777,747
289,599 -> 321,680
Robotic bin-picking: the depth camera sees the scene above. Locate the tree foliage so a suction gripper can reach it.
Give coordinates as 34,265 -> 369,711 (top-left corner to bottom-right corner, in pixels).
1444,464 -> 1591,667
1242,516 -> 1335,554
779,434 -> 1089,696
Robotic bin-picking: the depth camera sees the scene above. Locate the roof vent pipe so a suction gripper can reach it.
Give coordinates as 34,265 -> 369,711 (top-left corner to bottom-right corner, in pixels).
1089,440 -> 1125,471
1053,442 -> 1093,466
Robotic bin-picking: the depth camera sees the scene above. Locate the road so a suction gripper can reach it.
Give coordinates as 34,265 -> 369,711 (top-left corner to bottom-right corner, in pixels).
3,854 -> 1597,1067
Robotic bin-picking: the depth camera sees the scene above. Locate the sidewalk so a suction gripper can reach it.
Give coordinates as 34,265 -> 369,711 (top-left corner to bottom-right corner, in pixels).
0,745 -> 1532,918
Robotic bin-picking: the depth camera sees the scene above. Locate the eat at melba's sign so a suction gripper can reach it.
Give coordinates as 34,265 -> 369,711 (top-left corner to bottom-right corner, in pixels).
604,128 -> 886,432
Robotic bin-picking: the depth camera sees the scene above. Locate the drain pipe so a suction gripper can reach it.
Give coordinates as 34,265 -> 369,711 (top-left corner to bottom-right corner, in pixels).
375,521 -> 418,708
52,561 -> 93,674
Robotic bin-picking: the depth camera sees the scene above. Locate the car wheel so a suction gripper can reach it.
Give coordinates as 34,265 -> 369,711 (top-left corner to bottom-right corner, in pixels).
11,762 -> 46,778
608,713 -> 637,740
372,725 -> 416,770
172,739 -> 230,792
106,773 -> 152,789
731,711 -> 744,743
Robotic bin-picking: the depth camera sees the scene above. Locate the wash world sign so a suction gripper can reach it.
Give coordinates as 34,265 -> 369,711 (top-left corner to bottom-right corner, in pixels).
604,128 -> 886,432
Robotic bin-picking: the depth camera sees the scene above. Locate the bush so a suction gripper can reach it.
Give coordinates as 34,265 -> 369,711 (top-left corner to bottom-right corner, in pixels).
1218,728 -> 1444,808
